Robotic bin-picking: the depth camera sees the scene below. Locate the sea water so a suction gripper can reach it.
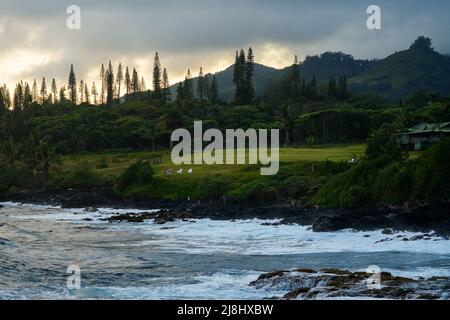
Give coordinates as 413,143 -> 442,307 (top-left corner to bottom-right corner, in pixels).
0,202 -> 449,299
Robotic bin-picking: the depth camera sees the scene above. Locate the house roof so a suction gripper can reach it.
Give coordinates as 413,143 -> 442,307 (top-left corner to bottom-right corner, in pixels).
398,122 -> 450,136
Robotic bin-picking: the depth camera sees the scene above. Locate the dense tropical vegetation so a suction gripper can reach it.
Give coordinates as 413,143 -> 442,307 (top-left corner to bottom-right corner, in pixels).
1,37 -> 450,208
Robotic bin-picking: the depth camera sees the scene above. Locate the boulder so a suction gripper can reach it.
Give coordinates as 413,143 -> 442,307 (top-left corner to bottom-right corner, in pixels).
250,268 -> 449,300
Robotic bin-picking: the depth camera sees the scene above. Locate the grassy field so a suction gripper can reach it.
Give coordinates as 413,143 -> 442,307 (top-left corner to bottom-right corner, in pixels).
57,144 -> 426,202
61,144 -> 367,179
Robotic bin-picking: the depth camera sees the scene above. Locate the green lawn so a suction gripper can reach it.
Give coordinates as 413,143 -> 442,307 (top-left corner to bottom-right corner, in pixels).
61,144 -> 366,179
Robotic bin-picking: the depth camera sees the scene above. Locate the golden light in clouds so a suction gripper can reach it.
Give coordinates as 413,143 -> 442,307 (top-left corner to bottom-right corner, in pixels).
1,43 -> 296,94
257,43 -> 297,69
1,49 -> 63,89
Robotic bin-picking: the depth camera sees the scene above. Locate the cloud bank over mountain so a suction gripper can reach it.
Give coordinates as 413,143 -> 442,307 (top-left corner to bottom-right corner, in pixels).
1,0 -> 450,89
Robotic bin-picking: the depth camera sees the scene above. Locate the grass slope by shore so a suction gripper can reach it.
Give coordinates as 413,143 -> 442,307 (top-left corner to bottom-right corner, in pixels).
61,144 -> 365,177
46,144 -> 366,202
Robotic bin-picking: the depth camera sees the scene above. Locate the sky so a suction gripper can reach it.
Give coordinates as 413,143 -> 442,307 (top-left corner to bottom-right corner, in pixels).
1,0 -> 450,92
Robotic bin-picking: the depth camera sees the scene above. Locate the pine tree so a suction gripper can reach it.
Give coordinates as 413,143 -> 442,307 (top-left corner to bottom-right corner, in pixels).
300,77 -> 306,96
51,79 -> 58,103
5,86 -> 11,109
84,83 -> 90,104
13,82 -> 24,111
152,52 -> 162,99
233,49 -> 250,105
106,61 -> 115,105
244,47 -> 255,104
197,67 -> 206,101
79,80 -> 85,103
40,77 -> 47,103
140,77 -> 146,92
91,82 -> 98,105
131,68 -> 140,93
342,76 -> 349,100
204,74 -> 210,101
232,50 -> 239,84
116,63 -> 123,100
0,85 -> 11,110
100,64 -> 105,104
125,67 -> 131,97
328,77 -> 338,98
162,68 -> 170,104
336,76 -> 350,101
209,74 -> 219,104
0,86 -> 5,112
59,87 -> 66,102
291,55 -> 300,97
68,64 -> 77,103
24,83 -> 32,110
176,82 -> 184,102
307,76 -> 317,98
32,79 -> 38,103
183,69 -> 193,101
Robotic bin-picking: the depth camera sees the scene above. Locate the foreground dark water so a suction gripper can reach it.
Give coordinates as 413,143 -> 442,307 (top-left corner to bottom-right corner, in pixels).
1,203 -> 449,299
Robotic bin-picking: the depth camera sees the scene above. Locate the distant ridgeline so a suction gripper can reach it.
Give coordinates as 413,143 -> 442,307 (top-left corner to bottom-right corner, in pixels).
173,37 -> 450,102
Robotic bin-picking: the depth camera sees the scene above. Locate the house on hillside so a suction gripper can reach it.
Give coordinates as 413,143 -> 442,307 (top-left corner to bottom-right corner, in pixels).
396,122 -> 450,151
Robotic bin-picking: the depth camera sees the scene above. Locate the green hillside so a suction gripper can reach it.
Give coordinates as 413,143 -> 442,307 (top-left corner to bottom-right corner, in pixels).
351,39 -> 450,100
170,63 -> 281,103
298,52 -> 373,80
170,52 -> 373,103
169,37 -> 450,103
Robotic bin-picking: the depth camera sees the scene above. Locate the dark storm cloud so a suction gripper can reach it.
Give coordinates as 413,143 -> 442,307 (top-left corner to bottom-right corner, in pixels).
1,0 -> 450,87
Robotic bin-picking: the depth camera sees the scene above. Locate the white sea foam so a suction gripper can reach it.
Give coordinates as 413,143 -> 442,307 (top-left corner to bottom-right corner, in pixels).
2,203 -> 449,256
63,270 -> 267,300
0,202 -> 158,224
1,202 -> 450,299
135,219 -> 450,256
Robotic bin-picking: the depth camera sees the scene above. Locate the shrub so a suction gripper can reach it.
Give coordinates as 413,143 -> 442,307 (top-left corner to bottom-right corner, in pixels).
278,176 -> 309,200
313,162 -> 376,208
413,139 -> 450,201
338,185 -> 370,208
47,161 -> 104,190
197,176 -> 230,200
114,160 -> 154,192
372,162 -> 414,205
0,162 -> 33,192
365,123 -> 405,165
227,181 -> 278,204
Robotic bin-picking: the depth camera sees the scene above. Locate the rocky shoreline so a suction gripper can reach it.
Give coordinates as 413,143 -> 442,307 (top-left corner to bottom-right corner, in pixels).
249,268 -> 450,300
1,189 -> 450,236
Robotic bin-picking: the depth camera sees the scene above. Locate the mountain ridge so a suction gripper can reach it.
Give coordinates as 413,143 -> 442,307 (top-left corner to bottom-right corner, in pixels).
170,38 -> 450,102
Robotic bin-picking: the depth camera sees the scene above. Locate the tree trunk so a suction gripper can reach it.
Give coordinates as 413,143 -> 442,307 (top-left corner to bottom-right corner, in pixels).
285,128 -> 290,148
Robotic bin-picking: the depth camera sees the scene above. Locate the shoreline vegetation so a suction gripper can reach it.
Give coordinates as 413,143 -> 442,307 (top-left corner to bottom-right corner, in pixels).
1,133 -> 450,235
1,38 -> 450,235
2,126 -> 450,235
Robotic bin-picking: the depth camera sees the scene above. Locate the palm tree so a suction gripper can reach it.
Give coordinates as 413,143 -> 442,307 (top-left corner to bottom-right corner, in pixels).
162,107 -> 184,148
24,131 -> 58,183
145,119 -> 162,152
276,105 -> 295,147
0,113 -> 18,164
